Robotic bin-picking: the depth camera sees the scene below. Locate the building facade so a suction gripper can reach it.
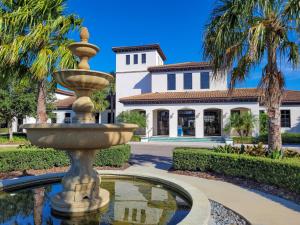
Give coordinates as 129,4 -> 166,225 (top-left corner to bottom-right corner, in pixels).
113,44 -> 300,138
12,89 -> 114,132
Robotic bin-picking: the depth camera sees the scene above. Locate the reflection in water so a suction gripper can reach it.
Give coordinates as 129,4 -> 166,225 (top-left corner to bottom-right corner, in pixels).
0,178 -> 191,225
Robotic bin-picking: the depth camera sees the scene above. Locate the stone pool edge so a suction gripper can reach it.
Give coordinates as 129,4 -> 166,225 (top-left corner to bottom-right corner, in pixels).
0,171 -> 211,225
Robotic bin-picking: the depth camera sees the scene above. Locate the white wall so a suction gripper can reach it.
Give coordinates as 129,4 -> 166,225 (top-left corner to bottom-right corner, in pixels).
151,70 -> 227,92
55,93 -> 72,100
115,49 -> 164,116
121,102 -> 260,138
116,50 -> 163,73
116,71 -> 152,116
259,105 -> 300,133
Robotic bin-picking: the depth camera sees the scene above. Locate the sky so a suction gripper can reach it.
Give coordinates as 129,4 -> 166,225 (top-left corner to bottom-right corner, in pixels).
66,0 -> 300,90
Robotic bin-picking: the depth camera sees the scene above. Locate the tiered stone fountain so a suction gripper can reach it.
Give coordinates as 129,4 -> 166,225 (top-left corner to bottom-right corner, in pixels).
23,27 -> 137,215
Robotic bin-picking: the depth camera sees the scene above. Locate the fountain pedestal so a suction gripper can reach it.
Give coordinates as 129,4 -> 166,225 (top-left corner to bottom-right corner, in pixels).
51,150 -> 109,213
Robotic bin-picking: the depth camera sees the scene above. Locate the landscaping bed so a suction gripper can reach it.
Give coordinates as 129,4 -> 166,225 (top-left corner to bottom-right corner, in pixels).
173,148 -> 300,196
0,144 -> 131,178
0,164 -> 130,180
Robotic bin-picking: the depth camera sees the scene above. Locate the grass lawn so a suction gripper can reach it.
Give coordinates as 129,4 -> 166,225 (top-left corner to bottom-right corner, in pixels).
0,133 -> 29,145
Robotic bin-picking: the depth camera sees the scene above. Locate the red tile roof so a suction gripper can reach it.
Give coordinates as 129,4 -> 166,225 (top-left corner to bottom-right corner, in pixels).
148,62 -> 212,72
119,88 -> 300,105
55,89 -> 74,96
55,96 -> 76,109
112,44 -> 166,61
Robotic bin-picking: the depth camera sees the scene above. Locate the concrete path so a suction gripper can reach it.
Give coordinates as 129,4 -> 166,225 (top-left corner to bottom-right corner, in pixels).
0,144 -> 19,148
128,142 -> 300,225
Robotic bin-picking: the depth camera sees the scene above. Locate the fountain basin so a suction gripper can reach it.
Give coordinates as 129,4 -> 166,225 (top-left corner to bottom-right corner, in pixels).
54,69 -> 114,92
22,123 -> 137,150
21,123 -> 138,214
68,42 -> 99,57
0,173 -> 211,225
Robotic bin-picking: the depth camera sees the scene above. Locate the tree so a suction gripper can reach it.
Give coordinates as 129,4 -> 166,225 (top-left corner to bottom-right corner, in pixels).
0,0 -> 82,123
91,71 -> 115,122
259,112 -> 269,134
117,111 -> 146,128
108,72 -> 116,123
204,0 -> 300,151
0,78 -> 36,140
224,112 -> 257,145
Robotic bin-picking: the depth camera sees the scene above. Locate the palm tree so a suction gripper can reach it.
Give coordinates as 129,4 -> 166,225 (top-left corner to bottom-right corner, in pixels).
0,0 -> 82,123
204,0 -> 300,150
224,112 -> 257,145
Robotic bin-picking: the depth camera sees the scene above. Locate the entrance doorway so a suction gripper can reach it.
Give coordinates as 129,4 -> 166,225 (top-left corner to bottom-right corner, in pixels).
178,110 -> 195,136
204,109 -> 221,136
157,110 -> 169,135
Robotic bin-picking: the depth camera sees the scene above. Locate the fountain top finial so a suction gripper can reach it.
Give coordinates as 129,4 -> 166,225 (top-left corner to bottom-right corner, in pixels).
80,27 -> 89,43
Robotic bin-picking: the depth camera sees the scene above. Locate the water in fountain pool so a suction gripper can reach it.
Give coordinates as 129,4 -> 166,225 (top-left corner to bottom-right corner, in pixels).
0,177 -> 191,225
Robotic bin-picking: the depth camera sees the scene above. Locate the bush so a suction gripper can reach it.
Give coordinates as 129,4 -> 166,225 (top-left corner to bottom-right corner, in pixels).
117,111 -> 146,128
233,136 -> 257,144
258,133 -> 300,144
0,145 -> 131,172
234,133 -> 300,144
131,135 -> 141,142
173,148 -> 300,194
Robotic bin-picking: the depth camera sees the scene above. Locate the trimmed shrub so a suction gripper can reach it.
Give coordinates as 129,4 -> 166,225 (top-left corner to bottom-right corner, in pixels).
0,145 -> 130,172
234,133 -> 300,144
131,135 -> 141,142
173,148 -> 300,194
233,136 -> 257,144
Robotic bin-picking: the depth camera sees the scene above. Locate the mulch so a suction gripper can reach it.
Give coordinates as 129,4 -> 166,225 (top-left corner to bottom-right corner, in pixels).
0,163 -> 130,180
170,169 -> 300,205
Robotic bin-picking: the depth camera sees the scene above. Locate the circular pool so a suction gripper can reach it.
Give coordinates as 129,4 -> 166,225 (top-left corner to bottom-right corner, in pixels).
0,176 -> 192,225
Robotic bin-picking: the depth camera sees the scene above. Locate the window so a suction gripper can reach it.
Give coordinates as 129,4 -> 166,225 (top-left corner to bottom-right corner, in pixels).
281,110 -> 291,127
201,72 -> 210,89
134,54 -> 138,64
184,73 -> 192,89
167,74 -> 176,90
126,55 -> 130,65
142,53 -> 146,64
64,113 -> 71,123
95,113 -> 100,123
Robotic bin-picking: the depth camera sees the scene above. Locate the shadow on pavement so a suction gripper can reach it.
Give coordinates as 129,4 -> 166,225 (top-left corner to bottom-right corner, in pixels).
130,154 -> 172,170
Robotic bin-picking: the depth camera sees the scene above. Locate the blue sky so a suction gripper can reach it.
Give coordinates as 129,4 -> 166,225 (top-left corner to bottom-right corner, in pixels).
66,0 -> 300,90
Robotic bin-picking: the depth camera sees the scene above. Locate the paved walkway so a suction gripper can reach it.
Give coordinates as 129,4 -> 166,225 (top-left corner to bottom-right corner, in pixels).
126,142 -> 300,225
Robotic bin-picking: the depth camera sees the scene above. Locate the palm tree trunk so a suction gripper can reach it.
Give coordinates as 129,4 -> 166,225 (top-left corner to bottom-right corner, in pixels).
36,79 -> 48,124
265,38 -> 282,151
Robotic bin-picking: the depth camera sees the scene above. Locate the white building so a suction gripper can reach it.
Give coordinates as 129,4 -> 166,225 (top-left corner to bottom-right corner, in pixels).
12,89 -> 114,132
113,44 -> 300,138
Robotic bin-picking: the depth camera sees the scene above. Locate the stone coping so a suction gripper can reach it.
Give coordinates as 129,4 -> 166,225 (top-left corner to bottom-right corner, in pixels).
0,171 -> 211,225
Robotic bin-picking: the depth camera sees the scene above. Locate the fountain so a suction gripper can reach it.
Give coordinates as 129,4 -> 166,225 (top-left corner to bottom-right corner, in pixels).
22,27 -> 138,214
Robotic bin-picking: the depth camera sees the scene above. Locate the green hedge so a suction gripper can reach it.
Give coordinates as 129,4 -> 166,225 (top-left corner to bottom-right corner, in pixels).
0,145 -> 130,172
233,133 -> 300,144
173,148 -> 300,194
232,136 -> 256,144
258,133 -> 300,144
